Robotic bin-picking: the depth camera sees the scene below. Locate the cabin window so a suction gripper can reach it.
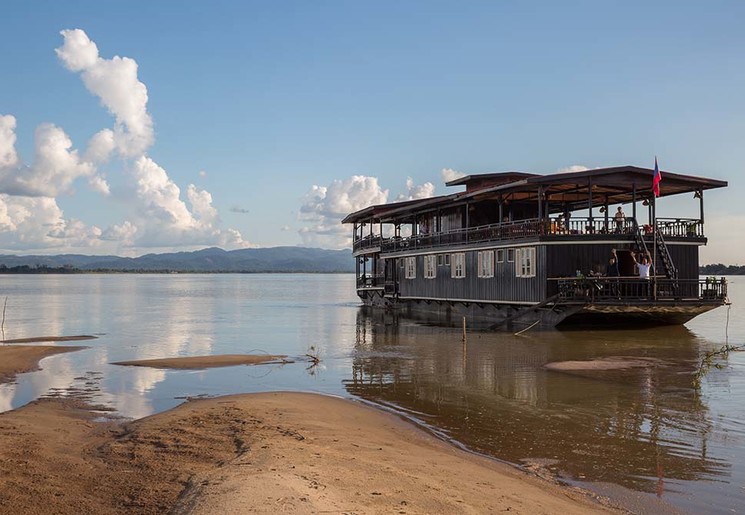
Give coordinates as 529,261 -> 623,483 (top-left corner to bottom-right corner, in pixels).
444,254 -> 451,266
437,254 -> 443,266
515,247 -> 536,278
451,253 -> 466,279
405,257 -> 416,279
424,255 -> 437,279
507,249 -> 515,263
496,249 -> 505,263
477,251 -> 494,278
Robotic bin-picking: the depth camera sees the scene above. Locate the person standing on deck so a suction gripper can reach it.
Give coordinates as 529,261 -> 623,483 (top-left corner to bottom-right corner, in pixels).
607,249 -> 621,297
633,252 -> 652,278
607,257 -> 620,277
614,206 -> 626,233
631,251 -> 653,297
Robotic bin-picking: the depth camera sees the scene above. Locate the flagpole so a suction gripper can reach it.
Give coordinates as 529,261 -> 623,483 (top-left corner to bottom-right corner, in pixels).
653,191 -> 657,301
652,158 -> 658,301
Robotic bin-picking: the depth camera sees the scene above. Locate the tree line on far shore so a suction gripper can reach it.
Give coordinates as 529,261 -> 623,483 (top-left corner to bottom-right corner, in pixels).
0,264 -> 350,274
699,264 -> 745,275
1,263 -> 742,275
0,264 -> 79,274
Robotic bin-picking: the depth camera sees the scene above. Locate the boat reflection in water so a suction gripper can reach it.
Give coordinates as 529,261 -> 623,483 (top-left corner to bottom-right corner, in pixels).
345,307 -> 737,513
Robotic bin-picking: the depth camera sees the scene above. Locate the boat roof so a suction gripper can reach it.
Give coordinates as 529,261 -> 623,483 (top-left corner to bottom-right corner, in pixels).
445,171 -> 538,191
342,165 -> 727,224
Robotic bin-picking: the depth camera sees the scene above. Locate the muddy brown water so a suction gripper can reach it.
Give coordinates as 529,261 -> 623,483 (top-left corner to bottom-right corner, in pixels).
0,274 -> 742,513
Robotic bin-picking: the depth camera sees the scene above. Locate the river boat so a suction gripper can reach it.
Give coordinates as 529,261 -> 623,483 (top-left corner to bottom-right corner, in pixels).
342,166 -> 729,329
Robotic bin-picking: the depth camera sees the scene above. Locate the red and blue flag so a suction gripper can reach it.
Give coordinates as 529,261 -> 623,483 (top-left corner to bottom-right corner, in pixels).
652,157 -> 661,197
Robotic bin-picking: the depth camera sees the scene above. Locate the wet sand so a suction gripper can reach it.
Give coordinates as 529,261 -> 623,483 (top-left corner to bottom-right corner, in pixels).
0,346 -> 617,513
0,391 -> 618,514
1,335 -> 97,343
111,354 -> 287,369
0,345 -> 86,383
545,357 -> 658,371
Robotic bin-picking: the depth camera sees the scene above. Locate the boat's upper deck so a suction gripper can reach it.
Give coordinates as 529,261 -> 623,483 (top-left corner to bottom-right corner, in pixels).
344,165 -> 727,256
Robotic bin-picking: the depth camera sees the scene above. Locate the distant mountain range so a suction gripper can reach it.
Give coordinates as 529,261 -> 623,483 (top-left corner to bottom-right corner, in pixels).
0,247 -> 355,273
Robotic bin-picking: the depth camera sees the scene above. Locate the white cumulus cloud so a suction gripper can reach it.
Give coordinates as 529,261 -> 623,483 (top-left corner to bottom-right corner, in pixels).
298,175 -> 389,248
0,195 -> 101,250
557,165 -> 589,174
0,115 -> 19,169
88,175 -> 111,196
101,220 -> 138,244
0,122 -> 96,197
56,29 -> 154,158
396,177 -> 435,201
441,167 -> 466,183
0,29 -> 249,254
125,156 -> 247,248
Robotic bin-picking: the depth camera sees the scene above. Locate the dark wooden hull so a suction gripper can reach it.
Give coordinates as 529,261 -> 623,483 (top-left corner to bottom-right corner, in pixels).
559,302 -> 721,327
357,289 -> 724,330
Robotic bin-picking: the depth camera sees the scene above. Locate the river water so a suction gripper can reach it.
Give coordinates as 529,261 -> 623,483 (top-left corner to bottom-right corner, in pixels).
0,274 -> 742,513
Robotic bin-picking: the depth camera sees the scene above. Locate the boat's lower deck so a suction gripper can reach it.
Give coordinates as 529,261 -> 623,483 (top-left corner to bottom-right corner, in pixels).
357,288 -> 725,330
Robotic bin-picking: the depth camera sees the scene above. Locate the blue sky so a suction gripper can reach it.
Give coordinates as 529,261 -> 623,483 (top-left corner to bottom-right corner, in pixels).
0,1 -> 743,262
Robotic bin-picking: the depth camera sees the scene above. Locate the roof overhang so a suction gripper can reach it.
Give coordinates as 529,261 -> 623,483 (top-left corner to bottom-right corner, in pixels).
342,165 -> 728,224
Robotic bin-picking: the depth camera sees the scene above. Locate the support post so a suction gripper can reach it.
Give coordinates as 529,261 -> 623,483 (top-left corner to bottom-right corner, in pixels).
604,194 -> 609,231
537,186 -> 543,233
699,188 -> 705,233
632,183 -> 637,224
587,177 -> 594,229
465,202 -> 470,243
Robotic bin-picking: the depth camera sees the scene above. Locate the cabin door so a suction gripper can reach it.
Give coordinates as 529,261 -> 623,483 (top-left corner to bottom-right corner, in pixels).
384,258 -> 398,295
616,249 -> 636,276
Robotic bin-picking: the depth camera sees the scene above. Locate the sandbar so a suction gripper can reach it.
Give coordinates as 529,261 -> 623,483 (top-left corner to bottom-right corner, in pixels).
545,357 -> 658,371
0,392 -> 617,514
0,345 -> 86,384
111,354 -> 287,369
1,335 -> 97,343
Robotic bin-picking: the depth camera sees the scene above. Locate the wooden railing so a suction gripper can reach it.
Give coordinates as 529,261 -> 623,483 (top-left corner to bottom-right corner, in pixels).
656,218 -> 704,238
353,235 -> 384,253
553,277 -> 727,302
351,216 -> 705,253
357,273 -> 385,288
549,216 -> 637,235
379,218 -> 542,253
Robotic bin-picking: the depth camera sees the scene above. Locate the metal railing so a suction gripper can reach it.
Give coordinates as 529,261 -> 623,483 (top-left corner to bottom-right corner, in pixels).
554,277 -> 727,302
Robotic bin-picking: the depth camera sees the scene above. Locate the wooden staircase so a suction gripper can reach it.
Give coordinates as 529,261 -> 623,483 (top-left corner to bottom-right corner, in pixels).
654,230 -> 678,280
633,222 -> 678,278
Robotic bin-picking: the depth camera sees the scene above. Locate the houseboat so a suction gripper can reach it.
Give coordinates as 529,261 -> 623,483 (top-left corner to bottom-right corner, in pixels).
342,166 -> 728,329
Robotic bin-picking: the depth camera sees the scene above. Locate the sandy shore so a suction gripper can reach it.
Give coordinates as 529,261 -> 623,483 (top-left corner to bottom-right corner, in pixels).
0,344 -> 86,383
0,391 -> 618,514
111,354 -> 287,369
0,335 -> 97,343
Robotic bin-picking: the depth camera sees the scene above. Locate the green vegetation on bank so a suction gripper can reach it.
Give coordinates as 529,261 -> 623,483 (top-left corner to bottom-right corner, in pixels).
0,265 -> 351,274
699,264 -> 745,275
0,265 -> 79,274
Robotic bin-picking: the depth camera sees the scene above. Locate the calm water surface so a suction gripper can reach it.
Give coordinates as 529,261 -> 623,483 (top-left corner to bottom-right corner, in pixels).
0,274 -> 743,513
